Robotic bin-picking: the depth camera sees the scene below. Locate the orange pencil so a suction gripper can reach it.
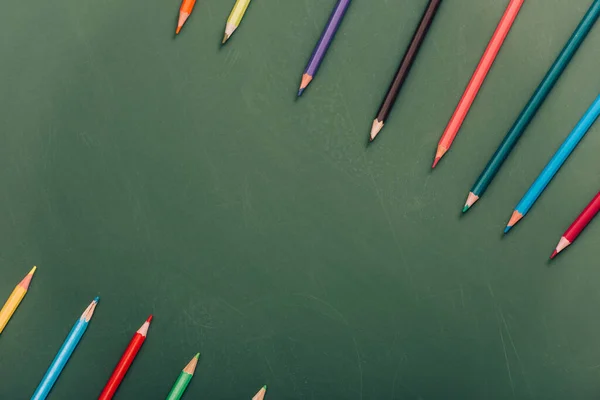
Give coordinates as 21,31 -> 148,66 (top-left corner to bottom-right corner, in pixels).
176,0 -> 198,35
432,0 -> 524,168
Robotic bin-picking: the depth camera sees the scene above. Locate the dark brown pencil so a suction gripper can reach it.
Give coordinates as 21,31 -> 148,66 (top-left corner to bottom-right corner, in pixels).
369,0 -> 443,142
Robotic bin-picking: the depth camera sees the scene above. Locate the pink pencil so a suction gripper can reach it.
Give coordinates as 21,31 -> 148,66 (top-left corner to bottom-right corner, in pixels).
432,0 -> 525,168
551,191 -> 600,259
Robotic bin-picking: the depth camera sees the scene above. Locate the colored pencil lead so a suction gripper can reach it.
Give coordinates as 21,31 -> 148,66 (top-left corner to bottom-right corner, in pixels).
550,250 -> 558,259
222,33 -> 230,44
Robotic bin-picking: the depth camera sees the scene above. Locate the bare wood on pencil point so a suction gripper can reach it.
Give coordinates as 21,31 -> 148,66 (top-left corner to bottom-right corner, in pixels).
504,211 -> 523,233
432,145 -> 448,169
370,120 -> 384,142
551,237 -> 572,259
82,298 -> 99,322
19,266 -> 37,290
298,74 -> 313,96
183,353 -> 200,374
176,13 -> 190,34
253,385 -> 268,400
462,192 -> 479,212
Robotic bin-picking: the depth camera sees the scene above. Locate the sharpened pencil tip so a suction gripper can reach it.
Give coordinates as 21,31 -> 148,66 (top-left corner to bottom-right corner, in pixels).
462,205 -> 469,213
550,250 -> 558,259
146,315 -> 153,323
176,27 -> 181,34
297,88 -> 305,97
29,266 -> 37,275
94,296 -> 100,302
194,353 -> 200,359
222,33 -> 230,44
504,225 -> 512,234
432,157 -> 440,169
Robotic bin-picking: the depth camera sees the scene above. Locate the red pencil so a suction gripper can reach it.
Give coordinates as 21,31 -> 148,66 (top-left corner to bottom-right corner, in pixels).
98,316 -> 152,400
432,0 -> 524,169
551,191 -> 600,259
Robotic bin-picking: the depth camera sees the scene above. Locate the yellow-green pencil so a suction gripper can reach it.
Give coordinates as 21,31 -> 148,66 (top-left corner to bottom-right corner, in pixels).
222,0 -> 253,44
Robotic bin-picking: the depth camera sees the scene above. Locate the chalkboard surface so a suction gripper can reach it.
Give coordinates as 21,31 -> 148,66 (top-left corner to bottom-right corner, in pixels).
0,0 -> 599,398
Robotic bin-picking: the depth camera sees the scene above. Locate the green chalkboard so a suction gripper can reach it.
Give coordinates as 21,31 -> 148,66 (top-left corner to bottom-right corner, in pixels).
1,0 -> 600,398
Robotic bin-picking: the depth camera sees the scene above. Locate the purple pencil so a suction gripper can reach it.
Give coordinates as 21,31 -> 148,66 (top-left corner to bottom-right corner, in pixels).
298,0 -> 352,96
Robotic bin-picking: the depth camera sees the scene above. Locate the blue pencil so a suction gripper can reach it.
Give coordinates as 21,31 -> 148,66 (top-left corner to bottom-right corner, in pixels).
505,94 -> 600,233
31,297 -> 99,400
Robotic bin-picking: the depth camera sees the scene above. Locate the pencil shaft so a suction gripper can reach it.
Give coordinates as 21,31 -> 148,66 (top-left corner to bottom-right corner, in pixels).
0,267 -> 35,333
469,0 -> 600,199
226,0 -> 251,28
375,0 -> 442,124
302,0 -> 351,78
165,371 -> 193,400
98,332 -> 147,400
438,0 -> 523,152
31,320 -> 88,400
0,287 -> 27,334
32,299 -> 97,400
514,94 -> 600,216
564,191 -> 600,241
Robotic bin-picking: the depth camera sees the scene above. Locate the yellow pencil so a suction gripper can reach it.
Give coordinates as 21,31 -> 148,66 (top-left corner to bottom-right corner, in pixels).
0,266 -> 36,334
222,0 -> 252,44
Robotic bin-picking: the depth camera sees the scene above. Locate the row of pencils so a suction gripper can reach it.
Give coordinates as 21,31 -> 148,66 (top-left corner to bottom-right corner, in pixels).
177,0 -> 599,257
0,269 -> 268,400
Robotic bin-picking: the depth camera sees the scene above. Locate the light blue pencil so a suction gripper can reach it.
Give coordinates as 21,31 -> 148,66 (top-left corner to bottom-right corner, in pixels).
31,297 -> 99,400
505,94 -> 600,233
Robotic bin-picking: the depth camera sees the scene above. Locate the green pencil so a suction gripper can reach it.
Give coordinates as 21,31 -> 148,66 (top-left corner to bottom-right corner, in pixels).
462,0 -> 600,212
166,353 -> 199,400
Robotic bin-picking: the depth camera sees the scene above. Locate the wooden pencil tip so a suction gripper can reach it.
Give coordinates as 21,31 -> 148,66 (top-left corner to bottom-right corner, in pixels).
94,296 -> 100,303
506,211 -> 523,232
176,26 -> 181,35
297,88 -> 305,97
146,315 -> 153,323
194,352 -> 200,359
370,120 -> 383,141
29,266 -> 37,275
550,250 -> 558,259
431,157 -> 440,169
222,33 -> 230,44
463,192 -> 479,213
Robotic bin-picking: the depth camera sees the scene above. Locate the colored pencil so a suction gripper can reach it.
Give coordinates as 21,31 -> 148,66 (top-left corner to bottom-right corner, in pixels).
505,94 -> 600,233
432,0 -> 524,168
31,297 -> 99,400
297,0 -> 352,96
463,0 -> 600,212
0,266 -> 36,334
176,0 -> 198,35
98,315 -> 153,400
222,0 -> 253,44
551,191 -> 600,258
369,0 -> 443,142
165,353 -> 200,400
252,385 -> 268,400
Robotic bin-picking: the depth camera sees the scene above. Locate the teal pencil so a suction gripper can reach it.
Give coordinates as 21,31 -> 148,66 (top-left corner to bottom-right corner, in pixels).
31,298 -> 99,400
463,0 -> 600,212
505,94 -> 600,232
